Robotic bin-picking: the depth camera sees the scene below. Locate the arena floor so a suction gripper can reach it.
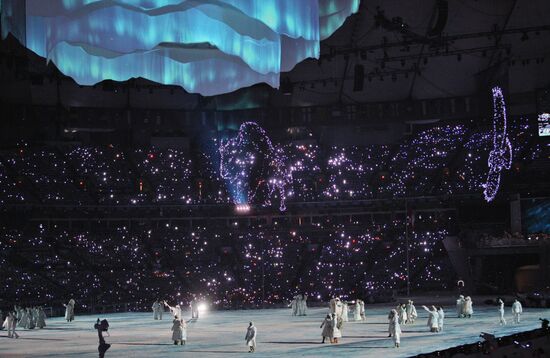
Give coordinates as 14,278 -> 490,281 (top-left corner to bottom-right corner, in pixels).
2,298 -> 549,357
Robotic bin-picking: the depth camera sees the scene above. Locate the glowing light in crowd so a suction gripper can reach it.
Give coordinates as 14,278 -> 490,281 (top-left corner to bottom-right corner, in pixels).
1,0 -> 359,95
219,122 -> 292,211
483,86 -> 512,202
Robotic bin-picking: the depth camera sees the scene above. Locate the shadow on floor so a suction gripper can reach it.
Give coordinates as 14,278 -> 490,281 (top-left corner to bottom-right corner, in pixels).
115,342 -> 174,346
265,341 -> 322,345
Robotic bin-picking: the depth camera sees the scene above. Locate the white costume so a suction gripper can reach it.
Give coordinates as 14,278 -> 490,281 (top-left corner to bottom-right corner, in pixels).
498,299 -> 506,325
298,295 -> 307,316
320,315 -> 333,343
342,302 -> 349,322
422,306 -> 439,332
64,299 -> 75,322
26,308 -> 35,329
36,307 -> 46,328
353,299 -> 365,321
437,307 -> 444,331
245,323 -> 257,352
290,296 -> 298,316
164,302 -> 182,320
5,312 -> 19,338
152,301 -> 163,320
359,300 -> 366,321
511,300 -> 523,324
388,309 -> 401,347
398,305 -> 407,325
171,318 -> 186,344
331,314 -> 342,342
463,297 -> 473,318
330,298 -> 343,318
406,301 -> 417,324
456,295 -> 465,318
18,309 -> 28,328
190,300 -> 199,319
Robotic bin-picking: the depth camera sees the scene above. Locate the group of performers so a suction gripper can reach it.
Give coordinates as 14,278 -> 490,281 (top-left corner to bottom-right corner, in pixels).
290,294 -> 308,316
0,294 -> 528,352
318,297 -> 368,344
456,295 -> 474,318
1,305 -> 49,338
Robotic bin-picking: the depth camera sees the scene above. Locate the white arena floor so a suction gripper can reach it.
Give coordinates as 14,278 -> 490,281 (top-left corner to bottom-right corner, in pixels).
2,298 -> 549,357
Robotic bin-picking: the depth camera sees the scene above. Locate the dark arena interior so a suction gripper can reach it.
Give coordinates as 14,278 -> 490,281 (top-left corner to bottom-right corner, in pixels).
1,1 -> 550,357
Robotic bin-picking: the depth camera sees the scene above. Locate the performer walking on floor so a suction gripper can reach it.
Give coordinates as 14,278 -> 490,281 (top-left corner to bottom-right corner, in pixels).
512,299 -> 523,324
245,322 -> 257,353
498,298 -> 506,325
388,309 -> 401,348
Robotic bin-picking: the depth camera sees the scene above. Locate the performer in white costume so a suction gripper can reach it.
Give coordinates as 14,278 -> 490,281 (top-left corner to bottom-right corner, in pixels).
190,299 -> 199,319
17,307 -> 28,328
245,322 -> 257,353
342,301 -> 349,322
63,299 -> 75,322
290,296 -> 298,316
152,300 -> 163,320
171,316 -> 185,345
164,301 -> 183,320
320,314 -> 333,343
388,309 -> 401,348
359,299 -> 366,321
511,299 -> 523,324
398,304 -> 408,325
463,296 -> 473,318
406,300 -> 417,324
6,311 -> 19,338
456,295 -> 465,318
331,313 -> 342,343
36,307 -> 47,329
353,300 -> 362,321
334,298 -> 343,318
422,305 -> 439,332
497,298 -> 506,325
298,294 -> 307,316
436,306 -> 444,332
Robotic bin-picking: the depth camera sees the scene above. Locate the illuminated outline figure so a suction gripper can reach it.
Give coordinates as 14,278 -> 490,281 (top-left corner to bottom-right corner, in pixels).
483,86 -> 512,202
219,122 -> 292,211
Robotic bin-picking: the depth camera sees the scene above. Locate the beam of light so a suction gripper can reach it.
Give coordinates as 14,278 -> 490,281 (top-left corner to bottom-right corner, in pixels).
483,86 -> 512,202
219,122 -> 292,211
1,0 -> 358,96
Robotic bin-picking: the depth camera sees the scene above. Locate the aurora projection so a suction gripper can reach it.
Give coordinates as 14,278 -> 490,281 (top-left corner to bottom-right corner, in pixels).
1,0 -> 359,96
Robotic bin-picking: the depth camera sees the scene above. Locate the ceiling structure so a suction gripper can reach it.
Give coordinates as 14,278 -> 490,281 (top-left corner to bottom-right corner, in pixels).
287,0 -> 550,106
0,0 -> 549,110
1,0 -> 359,96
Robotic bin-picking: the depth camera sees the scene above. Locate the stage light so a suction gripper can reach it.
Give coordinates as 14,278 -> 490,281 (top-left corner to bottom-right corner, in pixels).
235,204 -> 251,213
198,303 -> 208,313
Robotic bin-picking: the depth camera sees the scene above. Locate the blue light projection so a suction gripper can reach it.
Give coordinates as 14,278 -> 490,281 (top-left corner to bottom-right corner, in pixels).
3,0 -> 358,95
219,122 -> 292,211
483,86 -> 512,202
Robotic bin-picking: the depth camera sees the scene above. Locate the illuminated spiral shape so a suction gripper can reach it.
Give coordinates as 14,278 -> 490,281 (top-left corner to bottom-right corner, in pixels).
1,0 -> 359,95
483,86 -> 512,202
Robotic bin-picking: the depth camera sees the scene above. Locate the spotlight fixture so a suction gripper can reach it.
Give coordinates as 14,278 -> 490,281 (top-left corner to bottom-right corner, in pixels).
235,204 -> 251,213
